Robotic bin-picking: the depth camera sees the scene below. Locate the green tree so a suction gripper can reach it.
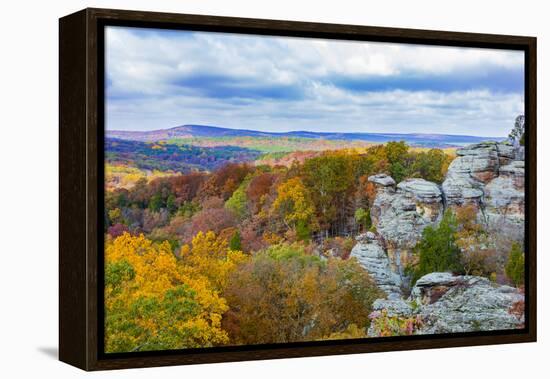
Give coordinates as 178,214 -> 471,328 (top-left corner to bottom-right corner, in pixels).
390,161 -> 407,184
411,149 -> 452,183
301,152 -> 355,231
225,180 -> 249,219
148,193 -> 163,212
505,243 -> 525,287
411,210 -> 463,283
229,230 -> 242,251
108,207 -> 123,226
105,259 -> 135,290
166,194 -> 177,214
386,141 -> 410,182
354,207 -> 372,231
177,201 -> 201,219
295,220 -> 311,242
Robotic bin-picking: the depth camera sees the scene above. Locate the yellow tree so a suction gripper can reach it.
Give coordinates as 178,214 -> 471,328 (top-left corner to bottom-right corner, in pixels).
271,177 -> 316,231
104,233 -> 229,352
180,230 -> 248,291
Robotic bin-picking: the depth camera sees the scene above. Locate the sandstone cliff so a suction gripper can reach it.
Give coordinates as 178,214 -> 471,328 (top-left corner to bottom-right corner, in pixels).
443,141 -> 525,241
367,175 -> 444,285
350,141 -> 525,334
351,141 -> 525,295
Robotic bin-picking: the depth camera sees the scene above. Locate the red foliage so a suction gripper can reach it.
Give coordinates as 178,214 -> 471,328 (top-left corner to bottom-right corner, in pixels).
240,219 -> 268,252
169,172 -> 207,205
508,287 -> 525,328
246,173 -> 277,212
189,207 -> 237,242
509,299 -> 525,323
200,196 -> 225,209
365,181 -> 378,207
107,223 -> 129,238
200,163 -> 252,200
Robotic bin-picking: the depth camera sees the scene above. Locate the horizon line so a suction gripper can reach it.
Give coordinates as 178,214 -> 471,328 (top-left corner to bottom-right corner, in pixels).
106,123 -> 507,139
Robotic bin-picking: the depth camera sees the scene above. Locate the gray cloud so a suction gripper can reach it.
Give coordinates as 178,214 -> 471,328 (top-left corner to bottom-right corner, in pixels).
105,26 -> 525,137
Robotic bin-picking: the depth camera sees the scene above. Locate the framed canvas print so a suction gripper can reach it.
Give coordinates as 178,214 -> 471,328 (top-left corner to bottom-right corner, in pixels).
59,8 -> 537,371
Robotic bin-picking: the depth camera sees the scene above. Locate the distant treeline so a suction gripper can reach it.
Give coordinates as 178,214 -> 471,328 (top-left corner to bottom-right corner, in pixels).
106,138 -> 262,172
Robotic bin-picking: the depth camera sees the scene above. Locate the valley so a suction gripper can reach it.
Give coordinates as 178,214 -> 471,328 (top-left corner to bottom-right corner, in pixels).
104,123 -> 525,352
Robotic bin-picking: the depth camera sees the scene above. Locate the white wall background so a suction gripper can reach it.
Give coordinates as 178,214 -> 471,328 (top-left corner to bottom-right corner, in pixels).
0,0 -> 546,377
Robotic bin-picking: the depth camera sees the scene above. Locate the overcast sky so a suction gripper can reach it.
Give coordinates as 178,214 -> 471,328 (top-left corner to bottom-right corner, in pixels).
105,26 -> 524,137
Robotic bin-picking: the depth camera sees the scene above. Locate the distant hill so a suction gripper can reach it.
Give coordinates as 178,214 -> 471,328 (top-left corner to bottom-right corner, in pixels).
107,124 -> 504,148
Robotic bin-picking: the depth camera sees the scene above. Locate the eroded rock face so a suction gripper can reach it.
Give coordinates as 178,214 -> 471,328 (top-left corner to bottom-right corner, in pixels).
442,142 -> 502,208
484,160 -> 525,241
368,272 -> 524,336
350,232 -> 402,299
369,176 -> 443,281
357,141 -> 525,335
363,142 -> 525,283
441,141 -> 525,241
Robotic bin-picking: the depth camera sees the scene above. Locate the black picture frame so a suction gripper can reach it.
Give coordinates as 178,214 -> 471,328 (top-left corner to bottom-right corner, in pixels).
59,7 -> 537,371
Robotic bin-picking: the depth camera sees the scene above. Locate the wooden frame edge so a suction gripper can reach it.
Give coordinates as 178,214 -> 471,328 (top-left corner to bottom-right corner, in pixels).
59,8 -> 88,370
59,8 -> 537,371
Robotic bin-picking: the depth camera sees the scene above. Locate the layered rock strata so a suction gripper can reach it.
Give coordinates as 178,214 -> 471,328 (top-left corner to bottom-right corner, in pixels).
367,272 -> 524,336
368,175 -> 444,284
350,142 -> 525,334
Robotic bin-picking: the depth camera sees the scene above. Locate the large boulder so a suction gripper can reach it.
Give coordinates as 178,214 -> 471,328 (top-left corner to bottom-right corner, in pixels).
350,232 -> 402,299
369,177 -> 443,281
411,272 -> 524,334
368,272 -> 524,336
368,173 -> 396,188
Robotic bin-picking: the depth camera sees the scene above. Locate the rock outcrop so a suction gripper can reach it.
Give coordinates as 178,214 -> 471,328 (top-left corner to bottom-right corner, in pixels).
442,142 -> 513,209
352,141 -> 526,335
356,142 -> 525,293
350,232 -> 402,299
484,159 -> 525,241
441,141 -> 525,240
369,175 -> 443,282
368,173 -> 396,188
368,272 -> 524,336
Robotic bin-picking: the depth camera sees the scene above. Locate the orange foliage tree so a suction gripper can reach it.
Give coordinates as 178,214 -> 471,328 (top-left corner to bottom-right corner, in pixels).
222,243 -> 382,345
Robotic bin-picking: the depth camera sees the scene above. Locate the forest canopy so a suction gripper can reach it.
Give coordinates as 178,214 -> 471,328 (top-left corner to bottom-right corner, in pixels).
103,142 -> 455,351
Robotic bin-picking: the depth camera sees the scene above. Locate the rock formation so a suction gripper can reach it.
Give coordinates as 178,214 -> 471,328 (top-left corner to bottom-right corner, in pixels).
368,175 -> 444,285
442,141 -> 524,240
367,272 -> 524,336
349,232 -> 402,299
442,142 -> 513,205
350,141 -> 526,335
484,157 -> 525,241
354,142 -> 524,290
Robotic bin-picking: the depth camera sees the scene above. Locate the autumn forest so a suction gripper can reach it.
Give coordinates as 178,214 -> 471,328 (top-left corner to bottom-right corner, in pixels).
103,26 -> 527,353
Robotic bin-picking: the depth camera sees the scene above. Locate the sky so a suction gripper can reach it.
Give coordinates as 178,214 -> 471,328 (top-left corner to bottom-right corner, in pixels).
105,26 -> 525,137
